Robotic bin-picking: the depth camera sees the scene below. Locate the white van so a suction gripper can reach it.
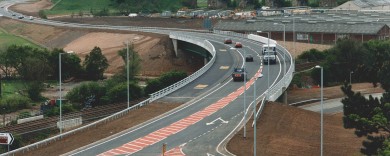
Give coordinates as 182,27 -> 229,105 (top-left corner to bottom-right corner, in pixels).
262,44 -> 276,55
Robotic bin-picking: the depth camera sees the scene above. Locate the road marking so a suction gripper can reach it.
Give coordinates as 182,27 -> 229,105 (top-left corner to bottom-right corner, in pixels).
194,84 -> 208,89
219,66 -> 229,70
99,61 -> 264,155
219,49 -> 227,52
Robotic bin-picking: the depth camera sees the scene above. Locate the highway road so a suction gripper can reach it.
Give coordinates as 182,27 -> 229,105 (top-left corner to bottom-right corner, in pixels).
0,1 -> 292,155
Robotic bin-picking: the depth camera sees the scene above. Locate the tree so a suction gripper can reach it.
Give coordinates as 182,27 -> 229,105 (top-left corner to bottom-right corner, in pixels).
83,47 -> 109,80
66,82 -> 107,107
48,49 -> 83,80
341,83 -> 390,155
117,46 -> 141,80
310,39 -> 366,86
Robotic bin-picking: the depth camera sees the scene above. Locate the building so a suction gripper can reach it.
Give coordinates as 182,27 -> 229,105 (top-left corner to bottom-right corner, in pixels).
214,11 -> 390,44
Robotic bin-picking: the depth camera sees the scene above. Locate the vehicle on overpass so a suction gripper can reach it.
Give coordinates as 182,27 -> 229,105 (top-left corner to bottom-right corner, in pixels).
245,54 -> 253,62
263,51 -> 277,64
235,42 -> 242,48
232,67 -> 247,81
224,38 -> 232,44
262,44 -> 276,55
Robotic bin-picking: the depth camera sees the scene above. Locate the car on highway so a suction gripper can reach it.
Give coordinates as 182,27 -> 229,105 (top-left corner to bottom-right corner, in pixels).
18,15 -> 24,19
11,13 -> 16,16
29,16 -> 33,20
224,38 -> 232,44
245,54 -> 253,62
232,67 -> 247,81
235,42 -> 242,48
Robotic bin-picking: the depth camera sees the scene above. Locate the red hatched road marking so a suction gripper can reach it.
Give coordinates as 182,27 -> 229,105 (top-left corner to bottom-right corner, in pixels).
99,65 -> 264,155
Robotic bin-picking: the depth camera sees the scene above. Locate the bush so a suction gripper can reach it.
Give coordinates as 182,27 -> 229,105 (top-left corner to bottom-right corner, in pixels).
297,48 -> 326,62
145,71 -> 187,95
144,79 -> 162,95
65,82 -> 106,107
106,82 -> 143,103
27,81 -> 45,101
38,10 -> 47,19
0,95 -> 31,113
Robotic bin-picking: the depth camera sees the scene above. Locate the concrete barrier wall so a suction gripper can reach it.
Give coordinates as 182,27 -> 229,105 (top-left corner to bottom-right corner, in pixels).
17,115 -> 44,124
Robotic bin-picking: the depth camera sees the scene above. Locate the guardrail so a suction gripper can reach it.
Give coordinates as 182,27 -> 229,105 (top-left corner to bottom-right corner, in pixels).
150,32 -> 216,102
213,31 -> 294,102
2,32 -> 216,155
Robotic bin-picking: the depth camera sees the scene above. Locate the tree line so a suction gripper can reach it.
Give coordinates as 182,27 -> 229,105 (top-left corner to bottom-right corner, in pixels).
298,39 -> 390,154
0,45 -> 188,114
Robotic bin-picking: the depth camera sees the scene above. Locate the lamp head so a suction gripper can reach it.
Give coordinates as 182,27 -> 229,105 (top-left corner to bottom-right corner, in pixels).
315,65 -> 322,69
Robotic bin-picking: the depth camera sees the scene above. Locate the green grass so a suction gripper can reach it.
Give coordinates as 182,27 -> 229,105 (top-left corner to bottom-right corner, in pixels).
1,80 -> 26,98
0,29 -> 42,50
197,0 -> 208,8
47,0 -> 114,15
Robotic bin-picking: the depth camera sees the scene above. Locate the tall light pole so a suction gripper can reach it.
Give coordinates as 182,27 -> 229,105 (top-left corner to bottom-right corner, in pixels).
315,65 -> 323,156
256,30 -> 270,99
274,23 -> 286,76
243,49 -> 247,138
126,41 -> 130,108
59,51 -> 73,134
349,71 -> 353,85
231,47 -> 247,138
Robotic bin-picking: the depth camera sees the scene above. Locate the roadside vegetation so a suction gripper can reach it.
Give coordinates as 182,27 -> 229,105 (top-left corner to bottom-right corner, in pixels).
0,43 -> 188,152
294,38 -> 390,154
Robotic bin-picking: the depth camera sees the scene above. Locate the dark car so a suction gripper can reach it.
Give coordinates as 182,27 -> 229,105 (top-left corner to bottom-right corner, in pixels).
232,68 -> 247,82
224,38 -> 232,44
245,54 -> 253,62
18,15 -> 24,19
235,42 -> 242,48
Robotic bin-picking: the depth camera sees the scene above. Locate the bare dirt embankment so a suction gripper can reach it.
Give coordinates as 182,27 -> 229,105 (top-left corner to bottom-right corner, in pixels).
9,0 -> 52,17
0,18 -> 203,76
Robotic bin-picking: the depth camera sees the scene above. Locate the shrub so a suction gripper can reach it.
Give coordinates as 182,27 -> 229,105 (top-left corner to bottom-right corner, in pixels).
297,48 -> 326,62
0,95 -> 31,113
38,10 -> 47,19
145,71 -> 187,95
106,82 -> 143,103
65,82 -> 106,107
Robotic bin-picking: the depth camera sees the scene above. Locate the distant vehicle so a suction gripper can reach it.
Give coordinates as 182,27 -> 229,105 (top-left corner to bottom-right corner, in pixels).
128,13 -> 138,17
235,42 -> 243,48
232,67 -> 247,81
18,15 -> 24,19
224,38 -> 232,44
245,54 -> 253,62
11,13 -> 16,16
262,44 -> 276,55
29,16 -> 33,20
263,51 -> 277,64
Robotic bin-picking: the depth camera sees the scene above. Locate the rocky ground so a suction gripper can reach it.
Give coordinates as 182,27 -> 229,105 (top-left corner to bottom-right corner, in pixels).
3,1 -> 378,156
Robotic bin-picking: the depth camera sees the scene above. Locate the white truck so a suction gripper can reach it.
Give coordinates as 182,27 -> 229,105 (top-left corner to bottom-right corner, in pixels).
263,50 -> 277,64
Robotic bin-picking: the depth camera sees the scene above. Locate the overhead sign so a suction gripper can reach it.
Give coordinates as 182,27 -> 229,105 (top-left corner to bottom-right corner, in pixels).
0,133 -> 14,145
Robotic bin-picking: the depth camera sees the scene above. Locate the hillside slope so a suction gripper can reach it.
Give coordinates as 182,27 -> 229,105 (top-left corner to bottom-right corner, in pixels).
227,103 -> 365,156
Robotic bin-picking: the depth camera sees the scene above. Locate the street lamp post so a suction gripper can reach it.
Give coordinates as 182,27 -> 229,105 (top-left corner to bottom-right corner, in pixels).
126,41 -> 130,108
315,65 -> 324,156
349,71 -> 353,85
59,51 -> 74,134
231,47 -> 247,138
256,31 -> 270,99
243,49 -> 247,138
274,23 -> 286,76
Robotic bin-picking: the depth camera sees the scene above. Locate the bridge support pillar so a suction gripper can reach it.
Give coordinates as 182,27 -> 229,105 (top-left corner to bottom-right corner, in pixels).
282,87 -> 288,105
172,39 -> 178,57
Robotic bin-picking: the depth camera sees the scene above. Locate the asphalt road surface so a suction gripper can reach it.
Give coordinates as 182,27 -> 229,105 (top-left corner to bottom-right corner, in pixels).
0,1 -> 292,155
